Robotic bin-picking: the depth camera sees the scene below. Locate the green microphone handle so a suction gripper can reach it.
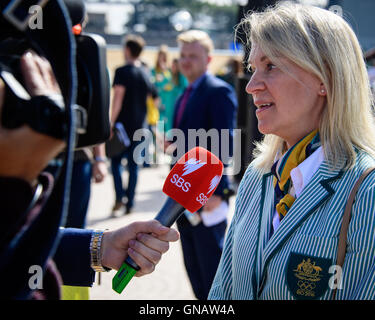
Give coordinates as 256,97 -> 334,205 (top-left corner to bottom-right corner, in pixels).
112,255 -> 140,294
112,198 -> 185,294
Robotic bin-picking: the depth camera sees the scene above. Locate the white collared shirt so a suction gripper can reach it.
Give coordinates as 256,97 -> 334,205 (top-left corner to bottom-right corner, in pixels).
272,146 -> 324,232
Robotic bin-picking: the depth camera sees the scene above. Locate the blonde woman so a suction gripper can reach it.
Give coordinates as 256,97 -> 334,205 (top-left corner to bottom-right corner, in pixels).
209,2 -> 375,300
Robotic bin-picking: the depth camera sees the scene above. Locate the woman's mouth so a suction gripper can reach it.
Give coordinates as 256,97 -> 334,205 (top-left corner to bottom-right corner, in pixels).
256,103 -> 274,115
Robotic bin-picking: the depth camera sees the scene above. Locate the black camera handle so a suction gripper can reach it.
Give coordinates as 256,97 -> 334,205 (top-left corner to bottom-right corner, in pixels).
0,65 -> 68,139
0,64 -> 87,140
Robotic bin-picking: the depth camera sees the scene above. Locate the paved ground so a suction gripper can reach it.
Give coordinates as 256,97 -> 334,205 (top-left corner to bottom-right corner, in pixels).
85,161 -> 236,300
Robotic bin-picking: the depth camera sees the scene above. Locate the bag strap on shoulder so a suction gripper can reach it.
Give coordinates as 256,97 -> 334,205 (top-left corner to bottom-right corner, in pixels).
332,167 -> 375,299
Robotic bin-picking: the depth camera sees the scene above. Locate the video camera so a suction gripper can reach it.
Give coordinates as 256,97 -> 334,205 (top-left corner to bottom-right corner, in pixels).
0,0 -> 111,299
0,0 -> 110,148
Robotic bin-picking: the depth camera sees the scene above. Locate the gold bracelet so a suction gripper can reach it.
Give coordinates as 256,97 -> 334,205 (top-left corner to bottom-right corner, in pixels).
90,230 -> 110,272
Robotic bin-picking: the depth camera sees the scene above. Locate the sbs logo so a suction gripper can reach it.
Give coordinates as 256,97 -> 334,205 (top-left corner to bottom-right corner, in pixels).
195,175 -> 221,206
207,175 -> 221,194
182,158 -> 206,176
196,193 -> 208,206
170,174 -> 191,192
171,158 -> 206,193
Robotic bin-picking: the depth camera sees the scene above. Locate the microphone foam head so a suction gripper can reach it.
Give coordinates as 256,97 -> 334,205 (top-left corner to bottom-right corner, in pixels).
163,147 -> 224,213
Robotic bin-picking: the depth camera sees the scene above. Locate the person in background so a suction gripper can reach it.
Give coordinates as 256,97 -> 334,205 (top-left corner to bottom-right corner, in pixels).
156,58 -> 187,154
166,58 -> 188,133
151,45 -> 173,133
110,34 -> 156,215
65,144 -> 107,228
140,60 -> 160,168
167,30 -> 238,300
209,2 -> 375,300
216,57 -> 244,90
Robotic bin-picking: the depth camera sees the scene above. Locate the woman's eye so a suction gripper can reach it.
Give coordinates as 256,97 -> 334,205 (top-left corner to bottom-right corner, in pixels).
266,63 -> 276,71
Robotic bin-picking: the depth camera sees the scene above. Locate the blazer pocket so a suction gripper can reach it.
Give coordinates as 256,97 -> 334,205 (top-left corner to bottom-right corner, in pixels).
284,234 -> 336,300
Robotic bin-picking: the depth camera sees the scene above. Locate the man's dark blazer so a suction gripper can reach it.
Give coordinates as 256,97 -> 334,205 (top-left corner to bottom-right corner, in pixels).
172,73 -> 238,197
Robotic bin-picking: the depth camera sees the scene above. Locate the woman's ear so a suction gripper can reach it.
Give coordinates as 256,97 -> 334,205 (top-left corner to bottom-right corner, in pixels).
319,84 -> 327,96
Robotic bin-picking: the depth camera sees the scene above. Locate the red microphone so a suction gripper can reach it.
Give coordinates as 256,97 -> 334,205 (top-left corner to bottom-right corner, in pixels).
113,147 -> 224,293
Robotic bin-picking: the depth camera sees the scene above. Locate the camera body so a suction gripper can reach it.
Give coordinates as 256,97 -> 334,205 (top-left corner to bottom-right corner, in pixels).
0,0 -> 111,148
74,32 -> 110,148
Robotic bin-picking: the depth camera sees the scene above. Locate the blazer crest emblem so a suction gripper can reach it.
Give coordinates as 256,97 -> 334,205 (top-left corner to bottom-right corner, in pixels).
286,252 -> 332,300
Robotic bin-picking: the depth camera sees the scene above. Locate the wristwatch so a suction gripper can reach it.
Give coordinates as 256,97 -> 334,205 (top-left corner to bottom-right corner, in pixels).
90,230 -> 111,272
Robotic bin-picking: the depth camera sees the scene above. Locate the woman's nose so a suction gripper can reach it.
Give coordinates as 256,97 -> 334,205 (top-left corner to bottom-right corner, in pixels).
245,72 -> 265,95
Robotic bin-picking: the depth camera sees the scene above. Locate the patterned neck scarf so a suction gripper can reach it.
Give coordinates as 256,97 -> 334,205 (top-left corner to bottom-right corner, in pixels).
271,130 -> 321,220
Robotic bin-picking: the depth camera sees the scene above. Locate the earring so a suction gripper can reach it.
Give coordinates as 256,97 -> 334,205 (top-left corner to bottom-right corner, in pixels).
320,89 -> 325,94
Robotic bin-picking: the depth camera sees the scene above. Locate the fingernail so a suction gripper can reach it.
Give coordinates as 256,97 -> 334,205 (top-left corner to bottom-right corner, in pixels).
129,240 -> 135,247
136,234 -> 142,240
159,225 -> 169,231
24,51 -> 33,59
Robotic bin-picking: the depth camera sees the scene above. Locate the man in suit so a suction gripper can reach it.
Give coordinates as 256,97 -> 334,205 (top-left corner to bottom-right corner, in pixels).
166,30 -> 238,300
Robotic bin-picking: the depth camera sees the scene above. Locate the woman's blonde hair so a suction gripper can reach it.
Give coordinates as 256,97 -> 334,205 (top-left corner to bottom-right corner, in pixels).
238,1 -> 375,171
155,44 -> 169,71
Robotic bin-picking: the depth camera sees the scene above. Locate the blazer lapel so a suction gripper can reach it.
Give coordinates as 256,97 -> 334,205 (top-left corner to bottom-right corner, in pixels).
251,172 -> 275,297
173,95 -> 183,126
257,158 -> 345,296
178,75 -> 207,126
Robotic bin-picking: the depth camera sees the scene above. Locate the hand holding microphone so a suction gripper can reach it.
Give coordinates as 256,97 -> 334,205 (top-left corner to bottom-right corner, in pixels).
112,147 -> 224,294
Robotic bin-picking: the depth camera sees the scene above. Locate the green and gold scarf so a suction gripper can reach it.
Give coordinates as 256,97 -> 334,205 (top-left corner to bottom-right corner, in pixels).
271,130 -> 321,220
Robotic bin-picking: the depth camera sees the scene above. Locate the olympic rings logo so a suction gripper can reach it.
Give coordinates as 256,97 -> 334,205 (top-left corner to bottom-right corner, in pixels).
297,280 -> 316,291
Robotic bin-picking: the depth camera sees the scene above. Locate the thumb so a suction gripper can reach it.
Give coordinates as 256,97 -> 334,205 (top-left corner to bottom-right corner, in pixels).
130,220 -> 169,237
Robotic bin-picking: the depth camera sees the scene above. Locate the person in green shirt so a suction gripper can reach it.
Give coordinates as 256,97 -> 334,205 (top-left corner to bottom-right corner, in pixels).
151,45 -> 172,132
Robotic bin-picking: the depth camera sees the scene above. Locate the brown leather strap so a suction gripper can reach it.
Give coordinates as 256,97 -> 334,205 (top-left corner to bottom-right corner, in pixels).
332,167 -> 375,299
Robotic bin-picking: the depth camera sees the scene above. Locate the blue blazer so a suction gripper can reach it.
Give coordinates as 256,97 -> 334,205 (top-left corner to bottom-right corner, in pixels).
54,228 -> 95,287
209,150 -> 375,300
172,73 -> 238,197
